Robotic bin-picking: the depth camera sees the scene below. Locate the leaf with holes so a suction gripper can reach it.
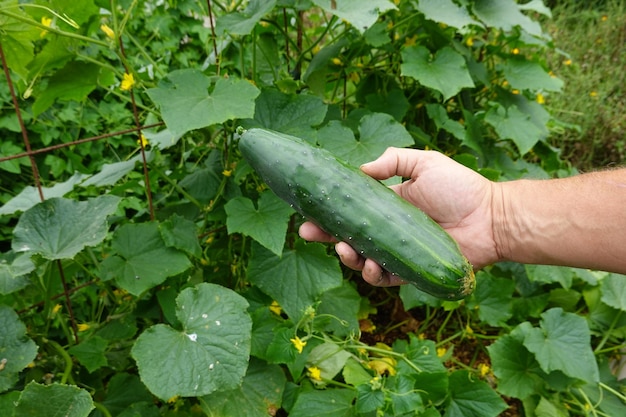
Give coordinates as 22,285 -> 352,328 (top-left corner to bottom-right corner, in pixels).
11,195 -> 120,260
131,283 -> 251,400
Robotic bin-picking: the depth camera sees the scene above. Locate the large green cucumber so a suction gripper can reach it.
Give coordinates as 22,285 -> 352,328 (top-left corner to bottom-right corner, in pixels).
238,128 -> 475,300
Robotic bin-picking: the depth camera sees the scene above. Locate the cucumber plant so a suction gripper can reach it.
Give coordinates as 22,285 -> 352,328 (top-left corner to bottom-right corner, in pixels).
0,1 -> 624,416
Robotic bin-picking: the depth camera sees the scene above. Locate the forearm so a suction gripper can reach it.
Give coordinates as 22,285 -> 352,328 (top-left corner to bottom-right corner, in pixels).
493,169 -> 626,273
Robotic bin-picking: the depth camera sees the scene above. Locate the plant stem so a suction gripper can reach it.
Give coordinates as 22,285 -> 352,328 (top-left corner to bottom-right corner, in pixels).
45,338 -> 73,385
594,310 -> 622,353
93,403 -> 113,417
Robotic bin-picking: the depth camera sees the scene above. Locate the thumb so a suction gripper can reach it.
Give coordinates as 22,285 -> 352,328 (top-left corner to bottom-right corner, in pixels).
360,147 -> 423,180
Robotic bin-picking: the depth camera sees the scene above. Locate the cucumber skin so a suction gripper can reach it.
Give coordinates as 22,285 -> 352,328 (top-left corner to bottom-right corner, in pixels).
238,128 -> 475,300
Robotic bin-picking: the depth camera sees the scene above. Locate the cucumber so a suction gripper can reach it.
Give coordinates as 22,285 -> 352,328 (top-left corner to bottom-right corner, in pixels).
238,128 -> 475,300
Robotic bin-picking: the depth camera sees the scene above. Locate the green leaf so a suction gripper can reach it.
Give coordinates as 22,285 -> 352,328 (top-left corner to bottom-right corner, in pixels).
247,241 -> 343,321
147,69 -> 260,136
80,154 -> 148,188
32,62 -> 102,116
342,358 -> 374,387
534,397 -> 568,417
487,324 -> 545,399
518,0 -> 552,17
225,192 -> 294,256
101,222 -> 191,296
199,358 -> 286,417
317,280 -> 362,337
525,265 -> 580,289
0,7 -> 39,81
356,384 -> 386,414
444,371 -> 508,417
131,283 -> 252,400
0,251 -> 33,295
416,0 -> 483,29
426,104 -> 465,141
485,104 -> 544,155
159,214 -> 203,259
15,382 -> 94,417
312,0 -> 396,33
67,336 -> 108,373
401,46 -> 474,101
0,306 -> 38,393
12,195 -> 120,260
306,342 -> 352,382
600,273 -> 626,311
466,271 -> 515,326
363,22 -> 391,47
523,308 -> 599,383
501,58 -> 563,92
318,113 -> 413,166
289,388 -> 357,417
216,0 -> 277,35
473,0 -> 543,37
248,89 -> 328,140
0,172 -> 87,216
0,391 -> 20,417
388,375 -> 425,414
98,373 -> 153,416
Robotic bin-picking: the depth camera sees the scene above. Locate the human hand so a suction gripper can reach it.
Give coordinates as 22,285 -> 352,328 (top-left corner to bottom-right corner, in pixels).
299,147 -> 499,286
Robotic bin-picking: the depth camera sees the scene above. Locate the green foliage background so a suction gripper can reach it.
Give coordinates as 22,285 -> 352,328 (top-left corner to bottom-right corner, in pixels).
0,0 -> 625,416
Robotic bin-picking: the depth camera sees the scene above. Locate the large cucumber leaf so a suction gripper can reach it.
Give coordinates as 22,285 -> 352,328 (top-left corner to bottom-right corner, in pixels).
131,283 -> 252,400
12,195 -> 120,260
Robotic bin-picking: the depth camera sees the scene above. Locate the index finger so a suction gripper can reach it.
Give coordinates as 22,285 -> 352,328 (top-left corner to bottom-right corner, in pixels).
298,221 -> 337,243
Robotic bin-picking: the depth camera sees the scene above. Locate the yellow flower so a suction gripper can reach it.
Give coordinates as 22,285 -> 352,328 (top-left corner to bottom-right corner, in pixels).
269,301 -> 282,316
404,35 -> 418,48
120,72 -> 135,91
290,336 -> 306,354
331,57 -> 342,66
436,347 -> 447,358
100,24 -> 115,40
512,47 -> 520,55
466,37 -> 474,47
601,15 -> 608,22
479,363 -> 491,377
590,91 -> 598,98
563,59 -> 572,66
222,169 -> 232,177
536,93 -> 545,104
52,304 -> 62,315
511,89 -> 520,95
137,133 -> 148,147
77,323 -> 91,332
307,366 -> 322,381
40,16 -> 52,38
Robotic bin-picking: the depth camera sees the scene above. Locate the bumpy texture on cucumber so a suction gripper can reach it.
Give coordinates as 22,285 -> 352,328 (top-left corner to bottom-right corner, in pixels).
238,128 -> 475,300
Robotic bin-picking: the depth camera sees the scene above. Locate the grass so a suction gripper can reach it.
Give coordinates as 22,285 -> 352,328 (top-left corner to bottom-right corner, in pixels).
543,0 -> 626,170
